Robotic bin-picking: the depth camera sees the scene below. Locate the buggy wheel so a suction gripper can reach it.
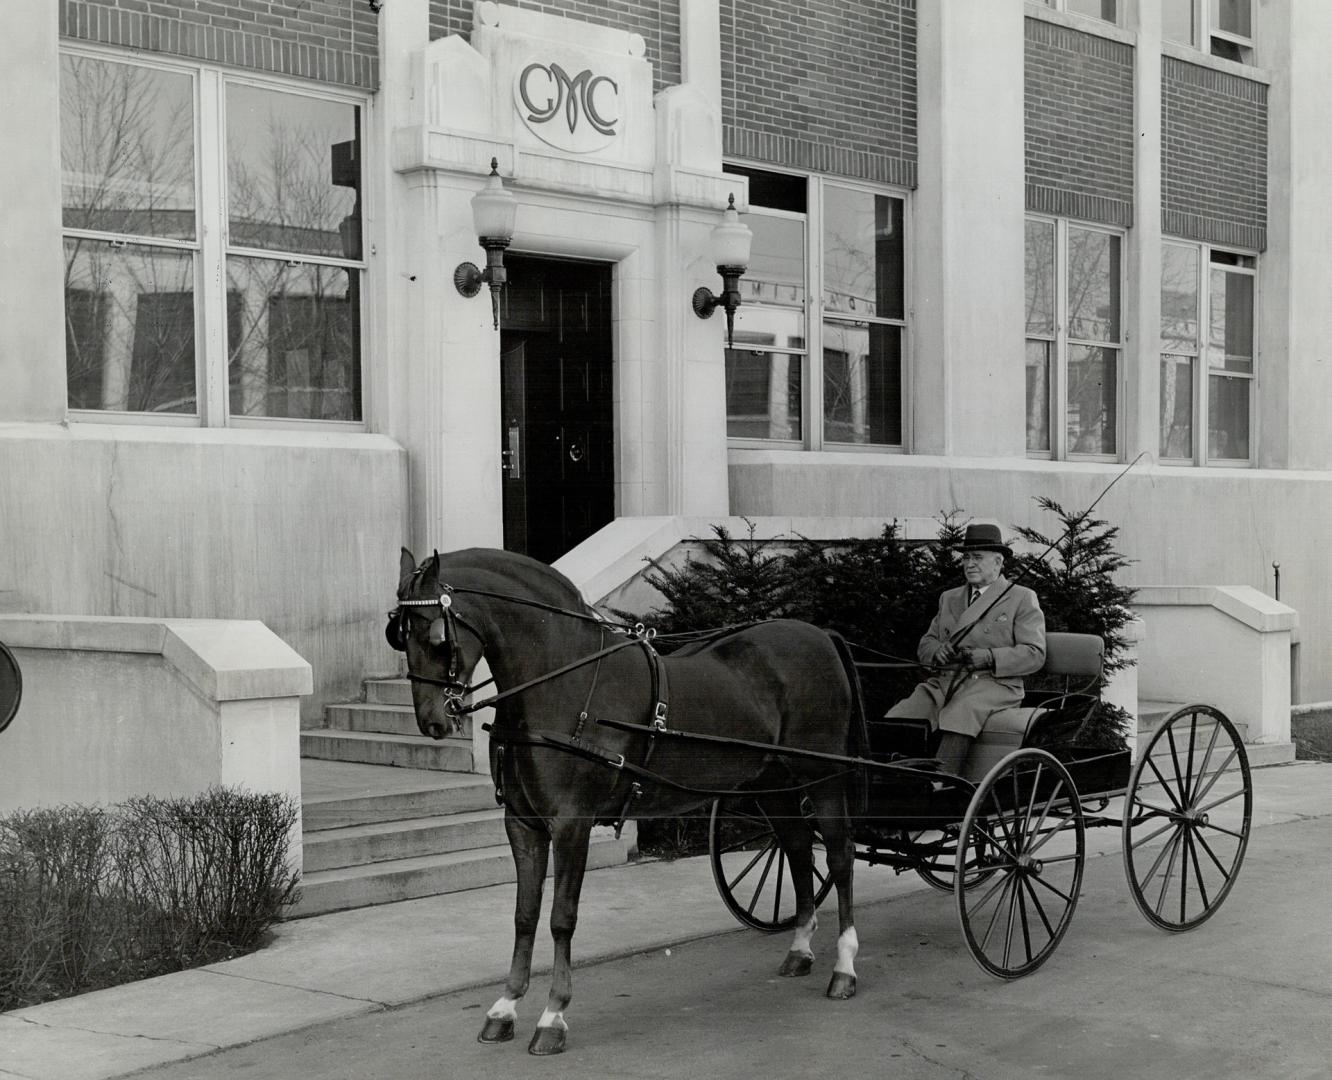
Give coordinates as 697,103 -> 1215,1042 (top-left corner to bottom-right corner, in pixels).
907,829 -> 999,894
1123,704 -> 1252,932
956,749 -> 1085,980
708,796 -> 834,932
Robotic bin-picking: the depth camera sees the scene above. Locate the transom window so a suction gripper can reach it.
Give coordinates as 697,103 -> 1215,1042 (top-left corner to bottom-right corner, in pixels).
1159,242 -> 1256,465
60,50 -> 366,425
1038,0 -> 1119,25
724,165 -> 907,450
1164,0 -> 1254,63
1024,217 -> 1123,459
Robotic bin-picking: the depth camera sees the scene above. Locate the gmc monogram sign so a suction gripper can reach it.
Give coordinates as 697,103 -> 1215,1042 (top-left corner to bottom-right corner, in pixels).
514,59 -> 621,153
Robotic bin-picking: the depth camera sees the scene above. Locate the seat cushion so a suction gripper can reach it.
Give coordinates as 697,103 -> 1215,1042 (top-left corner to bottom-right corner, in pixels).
964,706 -> 1042,781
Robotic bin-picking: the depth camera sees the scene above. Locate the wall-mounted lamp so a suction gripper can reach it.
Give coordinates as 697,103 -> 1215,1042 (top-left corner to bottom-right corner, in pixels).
453,158 -> 518,330
691,193 -> 753,350
367,0 -> 383,12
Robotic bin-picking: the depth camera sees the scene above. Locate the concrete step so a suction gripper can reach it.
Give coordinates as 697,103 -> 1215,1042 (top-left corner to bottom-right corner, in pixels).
366,678 -> 412,707
323,702 -> 474,739
291,830 -> 633,918
300,729 -> 473,772
301,760 -> 495,830
303,808 -> 509,873
1137,701 -> 1295,767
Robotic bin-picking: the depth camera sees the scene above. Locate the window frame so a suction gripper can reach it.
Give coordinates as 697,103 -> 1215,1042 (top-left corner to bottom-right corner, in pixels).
1025,214 -> 1126,463
59,44 -> 372,430
1158,239 -> 1258,468
1039,0 -> 1121,27
724,162 -> 912,453
1163,0 -> 1255,63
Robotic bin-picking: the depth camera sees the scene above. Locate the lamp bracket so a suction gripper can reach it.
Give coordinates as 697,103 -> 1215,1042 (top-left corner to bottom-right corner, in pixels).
454,262 -> 484,298
692,287 -> 719,319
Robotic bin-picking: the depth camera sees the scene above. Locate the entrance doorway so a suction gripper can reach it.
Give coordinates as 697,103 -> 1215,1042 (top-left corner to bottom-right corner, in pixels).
500,256 -> 615,565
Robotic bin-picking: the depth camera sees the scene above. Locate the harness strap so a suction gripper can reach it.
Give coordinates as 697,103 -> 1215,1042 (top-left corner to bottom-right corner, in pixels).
449,638 -> 648,715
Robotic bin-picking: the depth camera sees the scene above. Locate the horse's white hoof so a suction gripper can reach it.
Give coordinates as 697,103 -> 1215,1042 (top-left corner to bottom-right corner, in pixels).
779,951 -> 814,977
478,1017 -> 515,1043
528,1025 -> 567,1055
826,971 -> 857,999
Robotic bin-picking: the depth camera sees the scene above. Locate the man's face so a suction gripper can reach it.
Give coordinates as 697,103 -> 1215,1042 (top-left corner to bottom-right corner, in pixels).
961,550 -> 1003,588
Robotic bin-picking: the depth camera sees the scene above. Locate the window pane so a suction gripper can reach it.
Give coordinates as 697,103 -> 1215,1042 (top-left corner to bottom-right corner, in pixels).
1067,344 -> 1117,454
740,214 -> 806,308
227,256 -> 361,421
725,349 -> 802,440
1160,354 -> 1194,460
64,238 -> 196,413
60,56 -> 195,239
226,85 -> 361,259
1215,0 -> 1251,38
822,187 -> 904,319
1164,0 -> 1196,44
1161,242 -> 1200,352
1067,0 -> 1117,23
1025,219 -> 1056,336
1208,269 -> 1254,373
1067,227 -> 1120,342
1025,340 -> 1051,453
1208,374 -> 1250,459
822,320 -> 901,446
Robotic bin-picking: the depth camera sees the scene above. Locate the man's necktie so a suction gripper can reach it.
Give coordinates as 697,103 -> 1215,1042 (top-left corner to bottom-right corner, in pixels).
969,587 -> 981,606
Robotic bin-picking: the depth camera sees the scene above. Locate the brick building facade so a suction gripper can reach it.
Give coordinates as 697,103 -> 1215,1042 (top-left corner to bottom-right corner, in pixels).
5,0 -> 1332,744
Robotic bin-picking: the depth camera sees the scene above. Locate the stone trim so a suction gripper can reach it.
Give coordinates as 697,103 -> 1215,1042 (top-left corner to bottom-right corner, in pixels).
1026,184 -> 1133,227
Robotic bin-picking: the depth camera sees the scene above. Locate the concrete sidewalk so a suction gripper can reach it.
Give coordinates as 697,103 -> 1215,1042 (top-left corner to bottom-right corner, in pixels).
2,762 -> 1329,1080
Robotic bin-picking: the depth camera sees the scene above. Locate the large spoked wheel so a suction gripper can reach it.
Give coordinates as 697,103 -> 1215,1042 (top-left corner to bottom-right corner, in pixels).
708,796 -> 834,932
906,828 -> 1000,894
1123,704 -> 1252,932
956,749 -> 1085,979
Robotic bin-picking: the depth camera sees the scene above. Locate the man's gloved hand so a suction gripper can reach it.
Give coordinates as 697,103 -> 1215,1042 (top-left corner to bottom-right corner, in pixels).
935,642 -> 961,666
959,648 -> 993,670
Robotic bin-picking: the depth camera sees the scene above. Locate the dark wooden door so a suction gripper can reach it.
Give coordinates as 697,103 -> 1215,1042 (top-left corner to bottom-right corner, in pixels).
500,256 -> 614,565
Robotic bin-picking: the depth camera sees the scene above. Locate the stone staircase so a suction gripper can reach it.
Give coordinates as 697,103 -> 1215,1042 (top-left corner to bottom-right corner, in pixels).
293,677 -> 634,918
1137,700 -> 1296,768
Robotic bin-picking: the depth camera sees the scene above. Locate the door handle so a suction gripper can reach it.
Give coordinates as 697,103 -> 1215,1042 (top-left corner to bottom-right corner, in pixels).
502,421 -> 521,479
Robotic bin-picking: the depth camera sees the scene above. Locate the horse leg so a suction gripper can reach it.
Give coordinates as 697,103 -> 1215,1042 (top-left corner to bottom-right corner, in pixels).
479,811 -> 549,1044
809,785 -> 858,1000
529,816 -> 592,1056
763,793 -> 819,979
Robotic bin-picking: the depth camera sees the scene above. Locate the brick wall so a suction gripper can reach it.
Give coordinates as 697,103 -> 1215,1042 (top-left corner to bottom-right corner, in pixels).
1024,18 -> 1134,227
1162,57 -> 1267,251
721,0 -> 916,187
58,0 -> 378,89
429,0 -> 681,94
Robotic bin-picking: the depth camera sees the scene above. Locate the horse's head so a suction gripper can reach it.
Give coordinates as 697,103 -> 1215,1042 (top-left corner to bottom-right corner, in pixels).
386,548 -> 486,740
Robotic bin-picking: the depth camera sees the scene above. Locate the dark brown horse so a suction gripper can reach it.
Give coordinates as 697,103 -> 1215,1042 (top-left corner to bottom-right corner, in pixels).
388,547 -> 859,1055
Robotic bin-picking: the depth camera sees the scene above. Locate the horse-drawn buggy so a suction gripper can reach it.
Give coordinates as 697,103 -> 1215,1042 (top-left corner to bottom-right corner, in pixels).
388,546 -> 1253,1055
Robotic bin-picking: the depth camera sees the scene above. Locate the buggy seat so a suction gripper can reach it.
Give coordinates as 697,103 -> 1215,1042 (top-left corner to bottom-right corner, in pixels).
963,632 -> 1103,780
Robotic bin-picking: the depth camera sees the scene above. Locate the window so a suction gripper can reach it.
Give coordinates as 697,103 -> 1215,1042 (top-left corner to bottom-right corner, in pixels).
1025,218 -> 1123,459
1160,242 -> 1255,464
1163,0 -> 1253,63
724,166 -> 907,449
1040,0 -> 1119,24
60,51 -> 366,424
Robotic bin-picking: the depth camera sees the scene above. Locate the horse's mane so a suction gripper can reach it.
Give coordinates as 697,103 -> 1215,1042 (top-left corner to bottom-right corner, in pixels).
434,547 -> 592,614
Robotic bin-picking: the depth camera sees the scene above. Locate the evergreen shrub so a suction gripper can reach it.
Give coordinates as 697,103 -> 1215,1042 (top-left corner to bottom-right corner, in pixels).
630,502 -> 1136,857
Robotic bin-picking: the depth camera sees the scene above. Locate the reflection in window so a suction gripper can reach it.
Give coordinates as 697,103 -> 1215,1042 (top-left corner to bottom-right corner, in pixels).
725,347 -> 801,440
823,187 -> 903,320
1160,355 -> 1194,460
1025,340 -> 1051,453
1067,345 -> 1117,455
822,321 -> 901,445
227,258 -> 360,421
1208,372 -> 1249,460
63,238 -> 196,413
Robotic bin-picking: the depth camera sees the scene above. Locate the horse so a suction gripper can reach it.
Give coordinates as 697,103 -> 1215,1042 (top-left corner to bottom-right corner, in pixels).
387,547 -> 860,1056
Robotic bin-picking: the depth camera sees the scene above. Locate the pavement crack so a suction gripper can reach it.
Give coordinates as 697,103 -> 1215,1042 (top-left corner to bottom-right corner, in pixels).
202,966 -> 391,1008
9,1013 -> 221,1050
894,1036 -> 983,1079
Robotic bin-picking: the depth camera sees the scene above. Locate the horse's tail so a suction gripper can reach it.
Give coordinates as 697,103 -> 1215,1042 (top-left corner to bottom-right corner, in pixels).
825,629 -> 870,817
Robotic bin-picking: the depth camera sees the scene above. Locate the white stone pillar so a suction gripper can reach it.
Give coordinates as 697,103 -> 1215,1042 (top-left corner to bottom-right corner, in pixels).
913,0 -> 1026,457
0,1 -> 66,421
1126,3 -> 1163,463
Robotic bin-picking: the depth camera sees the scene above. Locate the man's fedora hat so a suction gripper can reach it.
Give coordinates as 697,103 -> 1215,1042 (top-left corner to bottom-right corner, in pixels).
959,522 -> 1012,559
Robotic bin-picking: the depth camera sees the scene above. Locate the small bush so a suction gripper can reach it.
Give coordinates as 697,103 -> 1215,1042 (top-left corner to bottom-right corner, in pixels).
0,788 -> 299,1012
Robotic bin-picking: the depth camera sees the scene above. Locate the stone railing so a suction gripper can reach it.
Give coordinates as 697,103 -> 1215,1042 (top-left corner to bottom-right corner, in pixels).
0,615 -> 311,867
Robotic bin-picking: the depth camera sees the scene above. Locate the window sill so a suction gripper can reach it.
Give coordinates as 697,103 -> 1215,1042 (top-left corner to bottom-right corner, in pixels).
1023,3 -> 1136,47
59,419 -> 400,453
1161,39 -> 1271,84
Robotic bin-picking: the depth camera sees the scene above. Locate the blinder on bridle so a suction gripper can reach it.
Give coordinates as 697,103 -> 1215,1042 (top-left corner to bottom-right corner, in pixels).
386,591 -> 473,689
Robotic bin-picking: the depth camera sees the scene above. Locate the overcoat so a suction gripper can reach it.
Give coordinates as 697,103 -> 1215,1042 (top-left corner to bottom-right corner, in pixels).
887,575 -> 1047,738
